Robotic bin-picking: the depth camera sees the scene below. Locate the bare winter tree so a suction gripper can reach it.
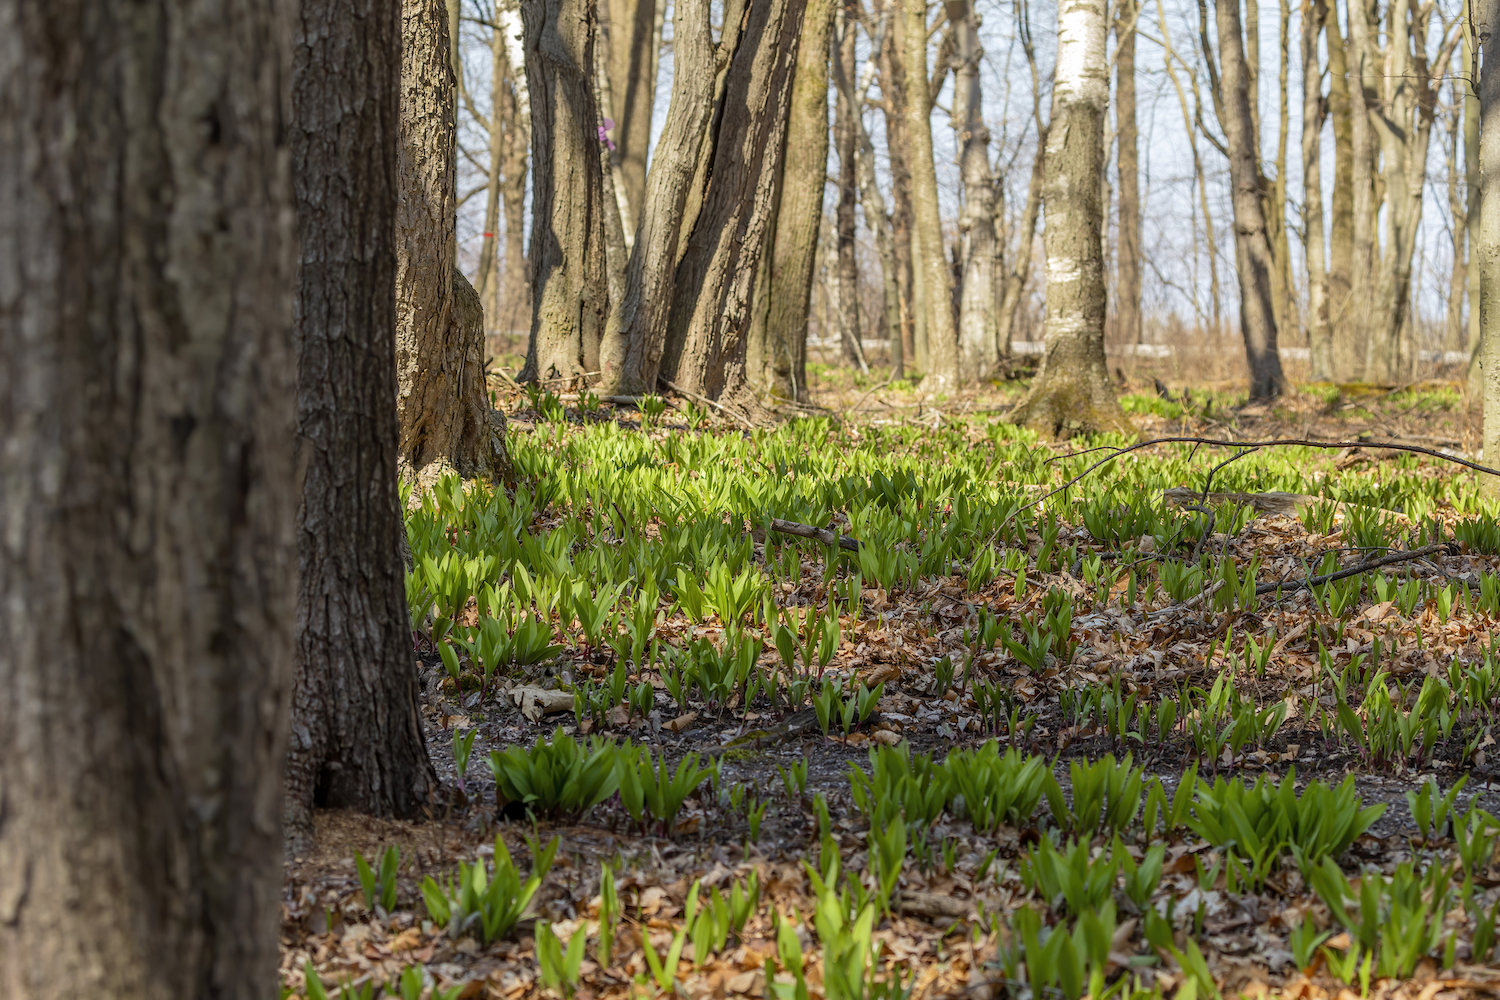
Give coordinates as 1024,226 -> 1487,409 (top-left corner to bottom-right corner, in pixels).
1208,0 -> 1287,400
902,0 -> 959,391
1009,0 -> 1130,436
285,0 -> 438,856
951,0 -> 1000,380
0,0 -> 296,993
398,0 -> 514,479
1303,0 -> 1332,380
1114,0 -> 1142,348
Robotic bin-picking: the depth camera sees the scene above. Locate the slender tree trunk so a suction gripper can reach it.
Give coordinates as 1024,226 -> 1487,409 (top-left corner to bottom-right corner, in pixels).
397,0 -> 513,479
1481,0 -> 1500,496
1304,0 -> 1333,380
520,0 -> 608,385
660,0 -> 809,403
476,23 -> 506,328
847,3 -> 902,375
498,0 -> 532,337
1325,10 -> 1357,376
1213,0 -> 1287,399
949,0 -> 999,380
1010,0 -> 1129,436
747,0 -> 836,401
1115,0 -> 1142,348
881,8 -> 919,375
902,0 -> 959,391
606,0 -> 660,231
287,0 -> 436,857
594,15 -> 631,307
0,0 -> 295,993
596,0 -> 717,395
834,0 -> 866,371
1346,0 -> 1377,380
997,0 -> 1047,359
1448,81 -> 1470,358
1270,0 -> 1295,339
1467,0 -> 1483,382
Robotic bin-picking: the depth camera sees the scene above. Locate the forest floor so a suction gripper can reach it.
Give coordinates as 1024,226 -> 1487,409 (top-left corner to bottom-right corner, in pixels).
281,370 -> 1500,1000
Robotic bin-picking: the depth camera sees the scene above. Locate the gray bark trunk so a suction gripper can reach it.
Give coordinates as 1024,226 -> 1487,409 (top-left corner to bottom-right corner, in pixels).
605,0 -> 660,231
880,7 -> 918,374
902,0 -> 959,392
476,25 -> 507,323
521,0 -> 609,385
1009,0 -> 1129,437
1214,0 -> 1287,400
596,0 -> 717,395
0,0 -> 296,993
1115,0 -> 1142,348
497,0 -> 532,338
1304,0 -> 1333,380
397,0 -> 514,478
950,0 -> 998,380
286,0 -> 438,858
834,2 -> 866,371
660,0 -> 808,403
1480,0 -> 1500,495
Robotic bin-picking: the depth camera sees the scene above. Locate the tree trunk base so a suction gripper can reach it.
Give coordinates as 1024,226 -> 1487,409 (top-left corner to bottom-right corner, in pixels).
1010,375 -> 1135,440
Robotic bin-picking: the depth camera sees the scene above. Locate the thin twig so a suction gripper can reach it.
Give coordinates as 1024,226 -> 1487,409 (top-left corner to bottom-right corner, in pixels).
1253,542 -> 1456,595
846,378 -> 894,415
658,377 -> 755,428
768,518 -> 862,552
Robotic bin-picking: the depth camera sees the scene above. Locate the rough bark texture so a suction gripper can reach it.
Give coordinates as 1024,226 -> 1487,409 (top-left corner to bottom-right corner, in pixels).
951,0 -> 999,380
397,0 -> 513,479
661,0 -> 807,403
1214,0 -> 1287,400
605,0 -> 659,229
521,0 -> 608,385
285,0 -> 437,858
1114,0 -> 1142,348
746,0 -> 835,401
1481,0 -> 1500,498
0,0 -> 296,994
880,7 -> 918,374
1303,0 -> 1332,380
1009,0 -> 1129,438
596,0 -> 716,395
902,0 -> 959,392
834,2 -> 866,371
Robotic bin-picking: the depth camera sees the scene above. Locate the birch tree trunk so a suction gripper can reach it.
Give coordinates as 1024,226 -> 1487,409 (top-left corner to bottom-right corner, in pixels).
1009,0 -> 1130,437
902,0 -> 959,392
498,0 -> 532,337
950,0 -> 999,380
0,0 -> 296,992
1115,0 -> 1142,348
596,0 -> 716,396
1304,0 -> 1333,381
746,0 -> 836,401
1214,0 -> 1287,400
660,0 -> 808,403
520,0 -> 608,385
397,0 -> 513,479
286,0 -> 437,856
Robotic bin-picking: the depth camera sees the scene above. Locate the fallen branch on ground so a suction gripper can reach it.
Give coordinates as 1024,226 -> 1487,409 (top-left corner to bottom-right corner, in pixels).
1255,542 -> 1456,595
768,518 -> 861,552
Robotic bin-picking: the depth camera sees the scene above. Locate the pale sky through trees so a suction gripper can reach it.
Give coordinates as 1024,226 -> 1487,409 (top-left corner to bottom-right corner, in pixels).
455,0 -> 1470,342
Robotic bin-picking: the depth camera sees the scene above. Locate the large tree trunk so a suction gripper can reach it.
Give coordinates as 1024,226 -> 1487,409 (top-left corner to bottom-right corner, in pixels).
1304,0 -> 1333,380
1213,0 -> 1287,400
0,0 -> 296,993
950,0 -> 999,380
520,0 -> 609,385
902,0 -> 959,392
1009,0 -> 1129,437
1481,0 -> 1500,498
286,0 -> 438,858
660,0 -> 808,404
398,0 -> 514,479
596,0 -> 717,396
605,0 -> 660,233
833,0 -> 867,372
1114,0 -> 1142,348
746,0 -> 836,401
